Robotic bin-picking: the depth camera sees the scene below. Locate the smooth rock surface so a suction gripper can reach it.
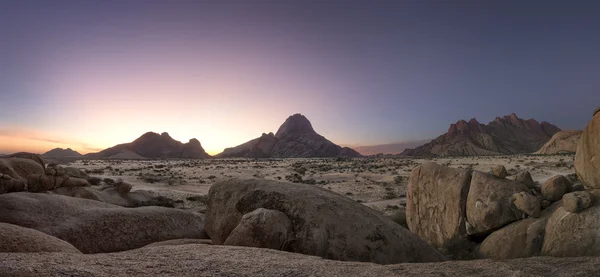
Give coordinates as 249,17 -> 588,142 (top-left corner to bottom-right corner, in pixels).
575,110 -> 600,189
0,192 -> 208,253
406,162 -> 472,252
0,223 -> 81,254
205,178 -> 446,264
542,175 -> 572,202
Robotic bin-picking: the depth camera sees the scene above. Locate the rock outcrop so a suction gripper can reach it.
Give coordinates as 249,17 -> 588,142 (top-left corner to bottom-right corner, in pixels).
86,132 -> 211,159
0,154 -> 91,194
0,223 -> 81,254
401,113 -> 561,156
535,130 -> 582,154
205,178 -> 446,264
218,114 -> 361,158
575,108 -> 600,189
0,192 -> 208,253
406,162 -> 472,253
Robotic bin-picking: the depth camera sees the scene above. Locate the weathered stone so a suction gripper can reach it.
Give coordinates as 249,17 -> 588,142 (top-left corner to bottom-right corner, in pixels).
562,191 -> 594,213
116,181 -> 133,194
0,177 -> 26,194
515,171 -> 536,189
224,208 -> 291,250
512,191 -> 541,218
542,191 -> 600,256
542,175 -> 572,202
475,202 -> 562,260
575,109 -> 600,189
0,192 -> 208,254
0,157 -> 44,180
206,178 -> 446,264
406,162 -> 472,252
492,165 -> 508,179
466,171 -> 529,235
476,218 -> 546,259
0,223 -> 81,254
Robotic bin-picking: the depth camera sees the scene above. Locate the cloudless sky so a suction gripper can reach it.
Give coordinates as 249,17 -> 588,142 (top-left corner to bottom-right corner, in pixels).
1,0 -> 599,155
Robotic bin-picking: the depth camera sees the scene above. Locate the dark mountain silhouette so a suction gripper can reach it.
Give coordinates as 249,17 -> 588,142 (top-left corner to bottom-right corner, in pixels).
42,148 -> 82,157
218,114 -> 361,158
401,113 -> 561,156
86,132 -> 210,159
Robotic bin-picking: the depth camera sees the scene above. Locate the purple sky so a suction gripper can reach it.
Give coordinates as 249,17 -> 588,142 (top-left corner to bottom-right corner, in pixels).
1,0 -> 599,154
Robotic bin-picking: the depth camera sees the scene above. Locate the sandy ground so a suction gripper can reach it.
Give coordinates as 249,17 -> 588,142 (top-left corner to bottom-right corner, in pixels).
68,154 -> 575,215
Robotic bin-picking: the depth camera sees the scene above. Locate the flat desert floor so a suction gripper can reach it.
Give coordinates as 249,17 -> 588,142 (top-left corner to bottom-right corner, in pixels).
68,154 -> 575,215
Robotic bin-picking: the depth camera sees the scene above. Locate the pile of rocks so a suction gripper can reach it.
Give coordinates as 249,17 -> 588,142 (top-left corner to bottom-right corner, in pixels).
0,155 -> 90,194
406,107 -> 600,259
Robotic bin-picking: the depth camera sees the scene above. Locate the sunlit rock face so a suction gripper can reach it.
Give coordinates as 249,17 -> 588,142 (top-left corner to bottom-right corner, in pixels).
401,113 -> 561,157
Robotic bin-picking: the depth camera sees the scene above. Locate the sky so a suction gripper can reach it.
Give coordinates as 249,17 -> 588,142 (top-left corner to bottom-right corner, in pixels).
1,0 -> 599,155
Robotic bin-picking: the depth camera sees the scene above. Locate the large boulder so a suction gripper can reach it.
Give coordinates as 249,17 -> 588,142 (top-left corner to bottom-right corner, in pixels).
0,223 -> 81,254
541,175 -> 572,202
406,162 -> 472,252
475,202 -> 561,260
224,208 -> 292,249
0,157 -> 44,180
4,152 -> 45,169
475,218 -> 546,260
562,191 -> 594,213
492,165 -> 508,179
0,192 -> 208,253
575,108 -> 600,189
514,171 -> 536,189
542,190 -> 600,257
205,178 -> 447,264
466,171 -> 529,235
511,191 -> 541,218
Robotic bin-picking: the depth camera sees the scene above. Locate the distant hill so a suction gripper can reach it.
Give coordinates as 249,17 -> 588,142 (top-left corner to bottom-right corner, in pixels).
401,113 -> 561,157
218,114 -> 361,158
86,132 -> 210,159
535,130 -> 582,154
42,148 -> 82,158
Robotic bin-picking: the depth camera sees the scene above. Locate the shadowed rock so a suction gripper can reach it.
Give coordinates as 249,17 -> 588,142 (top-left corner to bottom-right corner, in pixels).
0,223 -> 81,254
0,192 -> 208,253
205,178 -> 446,264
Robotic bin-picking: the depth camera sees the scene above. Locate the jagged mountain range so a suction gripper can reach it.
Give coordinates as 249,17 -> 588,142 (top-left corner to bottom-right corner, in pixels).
401,113 -> 561,156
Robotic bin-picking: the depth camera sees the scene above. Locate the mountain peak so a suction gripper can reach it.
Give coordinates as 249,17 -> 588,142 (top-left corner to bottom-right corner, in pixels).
275,113 -> 315,138
42,147 -> 82,157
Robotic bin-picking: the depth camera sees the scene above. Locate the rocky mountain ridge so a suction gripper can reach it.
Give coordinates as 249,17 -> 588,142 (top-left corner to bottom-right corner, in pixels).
401,113 -> 561,156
